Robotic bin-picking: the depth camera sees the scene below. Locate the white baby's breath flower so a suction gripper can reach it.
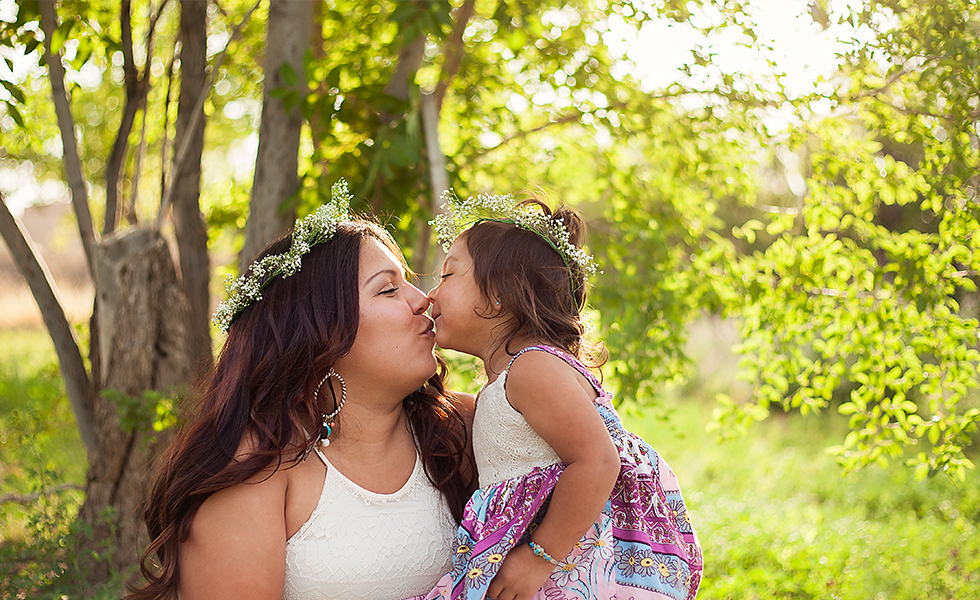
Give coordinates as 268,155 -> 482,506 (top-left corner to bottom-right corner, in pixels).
430,189 -> 598,280
211,180 -> 354,333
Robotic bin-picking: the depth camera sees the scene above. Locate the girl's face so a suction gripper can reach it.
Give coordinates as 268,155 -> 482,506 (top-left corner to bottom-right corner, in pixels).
334,237 -> 438,396
428,237 -> 498,359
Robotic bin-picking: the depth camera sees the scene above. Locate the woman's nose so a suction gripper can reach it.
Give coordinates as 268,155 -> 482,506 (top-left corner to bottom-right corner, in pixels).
410,285 -> 432,314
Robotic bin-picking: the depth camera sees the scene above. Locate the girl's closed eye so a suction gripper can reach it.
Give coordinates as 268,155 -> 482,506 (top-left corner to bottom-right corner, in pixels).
440,273 -> 453,280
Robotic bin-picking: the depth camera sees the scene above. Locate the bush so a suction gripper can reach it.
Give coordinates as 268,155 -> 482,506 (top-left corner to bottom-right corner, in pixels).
0,331 -> 123,598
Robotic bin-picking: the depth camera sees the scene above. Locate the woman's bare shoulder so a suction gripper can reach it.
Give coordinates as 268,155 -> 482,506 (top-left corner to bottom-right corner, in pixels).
178,431 -> 292,599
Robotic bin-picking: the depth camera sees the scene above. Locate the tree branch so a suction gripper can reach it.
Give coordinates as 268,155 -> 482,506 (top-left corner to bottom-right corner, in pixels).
123,0 -> 172,227
0,194 -> 96,457
38,0 -> 98,277
434,0 -> 475,111
159,41 -> 177,207
869,95 -> 949,121
458,99 -> 647,170
383,33 -> 426,106
849,64 -> 912,101
104,0 -> 141,234
0,483 -> 84,506
157,0 -> 261,229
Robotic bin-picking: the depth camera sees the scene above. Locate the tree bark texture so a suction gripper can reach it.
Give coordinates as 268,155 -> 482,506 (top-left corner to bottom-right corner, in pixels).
240,0 -> 313,268
172,0 -> 212,376
78,228 -> 192,582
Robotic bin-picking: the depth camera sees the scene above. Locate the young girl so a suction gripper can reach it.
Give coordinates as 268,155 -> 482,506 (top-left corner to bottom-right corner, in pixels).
420,192 -> 702,600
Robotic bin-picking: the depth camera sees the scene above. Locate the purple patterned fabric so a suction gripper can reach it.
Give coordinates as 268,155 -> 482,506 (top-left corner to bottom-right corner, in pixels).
408,345 -> 703,600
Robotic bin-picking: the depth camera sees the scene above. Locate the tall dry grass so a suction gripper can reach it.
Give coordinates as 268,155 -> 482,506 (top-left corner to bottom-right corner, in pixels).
0,276 -> 93,330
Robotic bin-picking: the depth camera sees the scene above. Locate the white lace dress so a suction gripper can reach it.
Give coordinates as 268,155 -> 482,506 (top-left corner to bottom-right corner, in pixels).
471,369 -> 561,488
283,446 -> 456,600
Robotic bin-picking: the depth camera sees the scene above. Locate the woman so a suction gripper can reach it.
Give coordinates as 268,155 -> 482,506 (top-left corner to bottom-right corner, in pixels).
126,184 -> 475,600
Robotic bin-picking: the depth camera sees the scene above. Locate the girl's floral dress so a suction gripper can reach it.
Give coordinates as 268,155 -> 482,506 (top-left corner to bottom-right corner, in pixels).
412,345 -> 703,600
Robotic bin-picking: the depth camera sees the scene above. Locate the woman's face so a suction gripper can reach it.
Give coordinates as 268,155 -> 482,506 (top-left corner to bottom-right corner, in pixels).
334,237 -> 437,395
428,237 -> 497,359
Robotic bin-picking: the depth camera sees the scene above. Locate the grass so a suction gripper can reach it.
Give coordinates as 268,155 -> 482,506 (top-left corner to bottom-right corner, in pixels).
2,329 -> 979,599
0,329 -> 96,598
0,329 -> 87,542
621,394 -> 980,600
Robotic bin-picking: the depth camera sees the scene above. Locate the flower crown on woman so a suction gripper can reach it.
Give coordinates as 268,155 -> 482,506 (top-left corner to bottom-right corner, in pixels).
212,181 -> 354,333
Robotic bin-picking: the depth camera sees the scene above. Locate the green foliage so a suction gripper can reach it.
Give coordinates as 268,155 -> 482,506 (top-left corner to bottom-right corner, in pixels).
284,0 -> 980,476
710,0 -> 980,476
0,332 -> 128,598
101,385 -> 186,434
0,331 -> 86,500
5,0 -> 977,517
0,484 -> 128,599
623,393 -> 980,600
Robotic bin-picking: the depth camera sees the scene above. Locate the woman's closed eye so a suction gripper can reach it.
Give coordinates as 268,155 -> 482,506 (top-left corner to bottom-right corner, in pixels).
380,286 -> 399,296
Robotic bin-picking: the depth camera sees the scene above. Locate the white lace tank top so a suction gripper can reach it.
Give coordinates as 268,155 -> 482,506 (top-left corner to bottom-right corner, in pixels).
283,447 -> 455,600
472,368 -> 562,488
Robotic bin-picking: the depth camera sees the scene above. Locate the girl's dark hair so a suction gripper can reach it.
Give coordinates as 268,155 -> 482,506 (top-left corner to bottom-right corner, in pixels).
462,199 -> 606,366
127,220 -> 473,600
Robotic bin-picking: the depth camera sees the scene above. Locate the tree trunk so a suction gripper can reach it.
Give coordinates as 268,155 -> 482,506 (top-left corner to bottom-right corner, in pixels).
77,228 -> 192,583
414,2 -> 474,289
172,0 -> 211,376
415,91 -> 448,292
240,0 -> 313,268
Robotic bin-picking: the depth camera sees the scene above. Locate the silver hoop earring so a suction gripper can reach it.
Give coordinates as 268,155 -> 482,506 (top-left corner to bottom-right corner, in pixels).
314,368 -> 346,446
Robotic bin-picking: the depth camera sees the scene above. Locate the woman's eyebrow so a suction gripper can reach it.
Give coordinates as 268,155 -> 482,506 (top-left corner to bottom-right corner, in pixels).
365,268 -> 401,286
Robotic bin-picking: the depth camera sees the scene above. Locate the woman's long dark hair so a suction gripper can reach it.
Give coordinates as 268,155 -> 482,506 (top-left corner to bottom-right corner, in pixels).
126,220 -> 473,600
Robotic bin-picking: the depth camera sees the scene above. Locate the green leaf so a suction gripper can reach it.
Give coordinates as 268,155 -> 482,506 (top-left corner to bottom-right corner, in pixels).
4,100 -> 24,127
390,3 -> 420,23
280,61 -> 299,87
50,19 -> 74,55
1,80 -> 26,104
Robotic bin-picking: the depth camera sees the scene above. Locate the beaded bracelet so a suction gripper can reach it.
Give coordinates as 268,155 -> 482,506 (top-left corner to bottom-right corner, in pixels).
528,540 -> 561,566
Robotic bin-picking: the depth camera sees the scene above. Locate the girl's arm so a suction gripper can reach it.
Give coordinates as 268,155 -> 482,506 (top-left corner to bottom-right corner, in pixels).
177,450 -> 290,600
486,351 -> 620,600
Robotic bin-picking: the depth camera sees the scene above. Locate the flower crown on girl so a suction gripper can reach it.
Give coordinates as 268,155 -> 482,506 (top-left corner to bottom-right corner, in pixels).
431,190 -> 599,280
212,181 -> 354,333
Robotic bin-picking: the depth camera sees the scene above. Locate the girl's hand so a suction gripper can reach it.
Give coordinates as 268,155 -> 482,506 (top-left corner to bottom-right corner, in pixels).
486,544 -> 555,600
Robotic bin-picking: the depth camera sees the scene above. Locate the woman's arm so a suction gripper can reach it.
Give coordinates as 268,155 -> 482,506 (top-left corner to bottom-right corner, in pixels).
177,454 -> 290,600
487,351 -> 620,600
